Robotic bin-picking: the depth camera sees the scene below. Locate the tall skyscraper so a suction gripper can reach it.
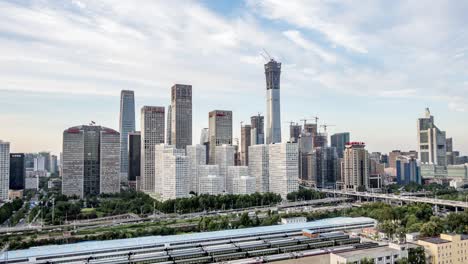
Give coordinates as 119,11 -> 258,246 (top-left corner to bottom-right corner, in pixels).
50,155 -> 58,174
313,133 -> 328,148
248,144 -> 269,193
119,90 -> 135,182
0,140 -> 10,201
9,153 -> 25,190
417,108 -> 446,166
171,84 -> 192,149
214,145 -> 235,192
312,147 -> 339,188
330,132 -> 350,159
265,59 -> 282,144
140,106 -> 165,193
269,143 -> 299,198
62,125 -> 120,198
240,124 -> 251,166
208,110 -> 232,164
186,145 -> 206,193
232,175 -> 256,195
289,123 -> 302,143
99,128 -> 121,194
166,105 -> 172,144
128,132 -> 141,189
396,156 -> 421,185
342,142 -> 369,191
250,114 -> 264,145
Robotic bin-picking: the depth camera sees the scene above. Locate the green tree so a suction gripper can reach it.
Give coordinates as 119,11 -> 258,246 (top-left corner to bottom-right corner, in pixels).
420,221 -> 441,237
408,247 -> 426,264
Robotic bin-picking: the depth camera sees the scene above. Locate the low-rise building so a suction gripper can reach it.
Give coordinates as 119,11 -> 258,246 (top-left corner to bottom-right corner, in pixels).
330,243 -> 408,264
418,234 -> 468,264
281,217 -> 307,225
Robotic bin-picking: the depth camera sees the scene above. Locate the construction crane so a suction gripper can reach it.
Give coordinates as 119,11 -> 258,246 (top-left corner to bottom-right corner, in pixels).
320,124 -> 335,133
260,48 -> 274,62
311,116 -> 319,124
283,120 -> 297,126
300,118 -> 315,127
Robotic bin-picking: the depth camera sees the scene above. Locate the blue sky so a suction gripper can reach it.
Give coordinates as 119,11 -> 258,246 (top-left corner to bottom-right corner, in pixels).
1,0 -> 467,155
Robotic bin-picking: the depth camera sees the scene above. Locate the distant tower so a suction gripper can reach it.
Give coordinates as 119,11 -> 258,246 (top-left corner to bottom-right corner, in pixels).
208,110 -> 233,164
166,105 -> 172,144
119,90 -> 135,182
265,59 -> 282,144
171,84 -> 192,149
417,108 -> 446,166
0,140 -> 10,201
128,132 -> 141,189
250,114 -> 264,145
330,132 -> 350,159
240,124 -> 251,165
342,142 -> 369,191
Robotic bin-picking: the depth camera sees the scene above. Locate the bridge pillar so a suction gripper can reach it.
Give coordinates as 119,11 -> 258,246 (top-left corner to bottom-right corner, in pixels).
455,207 -> 458,213
434,205 -> 438,214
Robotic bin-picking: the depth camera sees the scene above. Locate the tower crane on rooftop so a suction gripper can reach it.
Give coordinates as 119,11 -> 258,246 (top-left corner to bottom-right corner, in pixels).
320,124 -> 335,133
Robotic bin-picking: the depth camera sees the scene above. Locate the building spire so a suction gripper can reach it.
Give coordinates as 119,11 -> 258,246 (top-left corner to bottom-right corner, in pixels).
425,107 -> 431,118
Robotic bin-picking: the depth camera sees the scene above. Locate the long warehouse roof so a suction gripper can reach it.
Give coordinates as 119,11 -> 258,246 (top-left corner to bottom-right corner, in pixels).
0,216 -> 375,260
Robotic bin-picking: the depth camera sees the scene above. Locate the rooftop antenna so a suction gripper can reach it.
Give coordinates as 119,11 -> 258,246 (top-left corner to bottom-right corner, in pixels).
260,48 -> 274,62
320,124 -> 335,133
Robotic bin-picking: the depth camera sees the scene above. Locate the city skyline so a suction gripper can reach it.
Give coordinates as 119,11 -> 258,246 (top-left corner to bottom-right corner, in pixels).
1,1 -> 468,155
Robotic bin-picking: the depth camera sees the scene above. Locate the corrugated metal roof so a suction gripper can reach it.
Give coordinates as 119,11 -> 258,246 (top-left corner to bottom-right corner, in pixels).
0,217 -> 375,260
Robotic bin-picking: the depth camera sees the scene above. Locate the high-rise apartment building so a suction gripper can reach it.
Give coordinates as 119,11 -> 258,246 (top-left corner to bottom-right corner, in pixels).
154,144 -> 184,195
166,105 -> 172,145
186,145 -> 206,193
312,147 -> 339,188
171,84 -> 192,149
233,176 -> 256,195
128,132 -> 140,189
250,114 -> 264,145
265,59 -> 282,144
208,110 -> 232,164
161,149 -> 189,200
240,125 -> 251,166
62,125 -> 120,198
342,142 -> 369,191
9,153 -> 25,190
214,145 -> 235,193
330,132 -> 350,159
248,144 -> 269,193
198,165 -> 223,195
417,108 -> 446,166
140,106 -> 165,193
0,141 -> 10,201
289,123 -> 302,143
388,150 -> 418,169
396,156 -> 421,185
119,90 -> 135,182
269,143 -> 299,198
227,166 -> 248,194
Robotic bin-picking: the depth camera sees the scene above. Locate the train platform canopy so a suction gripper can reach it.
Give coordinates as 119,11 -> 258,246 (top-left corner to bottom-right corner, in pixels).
0,217 -> 376,261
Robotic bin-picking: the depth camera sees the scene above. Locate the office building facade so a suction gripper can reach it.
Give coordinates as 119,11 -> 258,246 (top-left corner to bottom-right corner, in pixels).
342,142 -> 369,191
396,156 -> 421,185
417,108 -> 446,166
62,125 -> 120,198
128,132 -> 140,188
171,84 -> 192,149
198,165 -> 223,195
330,132 -> 350,158
166,105 -> 172,144
214,145 -> 235,193
227,166 -> 248,194
269,143 -> 299,198
233,176 -> 256,195
0,141 -> 10,201
161,151 -> 189,200
119,90 -> 135,182
240,125 -> 251,166
140,106 -> 165,193
186,145 -> 207,193
265,59 -> 282,144
248,144 -> 269,193
208,110 -> 232,164
250,114 -> 264,145
312,147 -> 339,188
9,153 -> 25,190
154,144 -> 185,195
289,123 -> 301,143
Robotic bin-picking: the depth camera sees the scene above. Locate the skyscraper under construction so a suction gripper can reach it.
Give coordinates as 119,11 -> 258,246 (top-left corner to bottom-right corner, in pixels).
265,59 -> 282,144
